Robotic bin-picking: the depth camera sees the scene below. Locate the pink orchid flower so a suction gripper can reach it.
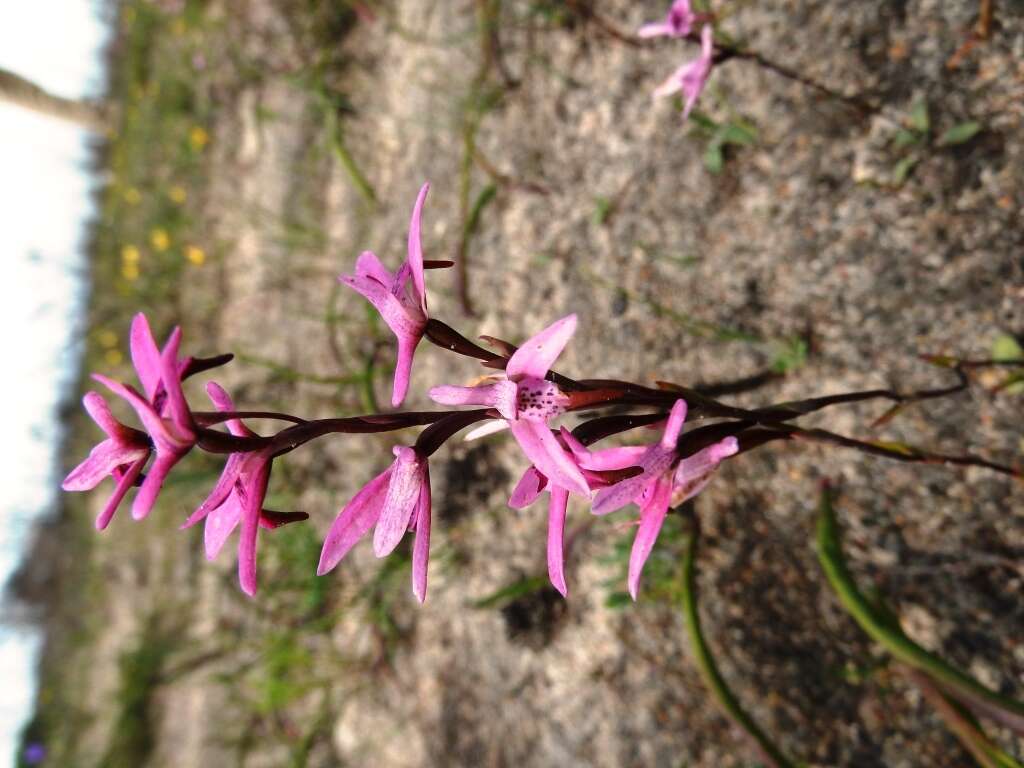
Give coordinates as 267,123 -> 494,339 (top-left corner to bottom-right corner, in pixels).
653,24 -> 715,121
61,392 -> 151,530
638,0 -> 697,39
340,183 -> 430,407
318,445 -> 432,602
180,382 -> 299,597
507,430 -> 643,598
92,326 -> 196,521
429,314 -> 590,496
588,400 -> 738,599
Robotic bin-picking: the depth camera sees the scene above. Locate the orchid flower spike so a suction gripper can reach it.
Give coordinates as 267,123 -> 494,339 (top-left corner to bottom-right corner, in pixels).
62,392 -> 151,530
318,445 -> 433,602
589,400 -> 738,599
340,183 -> 431,407
430,314 -> 590,497
638,0 -> 697,39
92,327 -> 196,521
180,382 -> 304,597
653,24 -> 715,121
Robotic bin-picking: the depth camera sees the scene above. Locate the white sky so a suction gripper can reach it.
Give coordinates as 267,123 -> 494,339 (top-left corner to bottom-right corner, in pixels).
0,2 -> 109,766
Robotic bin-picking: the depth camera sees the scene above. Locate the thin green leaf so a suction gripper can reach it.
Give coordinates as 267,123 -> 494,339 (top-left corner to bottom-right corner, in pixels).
893,155 -> 919,185
937,121 -> 982,147
909,99 -> 930,134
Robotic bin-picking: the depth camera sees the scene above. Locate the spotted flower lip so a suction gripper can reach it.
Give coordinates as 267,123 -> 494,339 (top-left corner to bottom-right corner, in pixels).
318,445 -> 433,602
638,0 -> 697,39
429,314 -> 590,496
653,24 -> 715,121
340,182 -> 431,407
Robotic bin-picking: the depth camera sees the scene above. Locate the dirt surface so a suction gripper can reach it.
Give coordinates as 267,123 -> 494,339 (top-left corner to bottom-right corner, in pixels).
23,1 -> 1024,766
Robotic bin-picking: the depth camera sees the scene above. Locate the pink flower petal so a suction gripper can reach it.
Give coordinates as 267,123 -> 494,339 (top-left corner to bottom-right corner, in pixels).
354,250 -> 393,285
131,453 -> 178,520
547,486 -> 569,597
129,313 -> 162,400
407,183 -> 429,315
392,333 -> 421,407
508,466 -> 548,509
317,467 -> 392,575
94,456 -> 146,530
159,328 -> 194,438
464,420 -> 510,441
508,419 -> 589,496
506,314 -> 577,381
627,477 -> 672,600
660,399 -> 688,449
428,380 -> 517,419
82,392 -> 131,441
62,440 -> 146,491
93,374 -> 178,449
591,473 -> 650,516
182,452 -> 245,528
204,494 -> 242,559
373,448 -> 424,557
411,473 -> 431,603
206,381 -> 254,438
638,22 -> 673,38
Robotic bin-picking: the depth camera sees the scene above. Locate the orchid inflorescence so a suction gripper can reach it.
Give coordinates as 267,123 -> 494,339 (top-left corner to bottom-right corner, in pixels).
64,182 -> 1019,605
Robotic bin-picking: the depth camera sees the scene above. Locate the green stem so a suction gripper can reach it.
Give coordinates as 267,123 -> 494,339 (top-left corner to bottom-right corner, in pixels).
681,522 -> 796,768
816,485 -> 1024,736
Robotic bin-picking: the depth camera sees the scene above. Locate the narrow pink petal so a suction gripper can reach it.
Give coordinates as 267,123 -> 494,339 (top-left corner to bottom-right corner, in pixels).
131,453 -> 178,520
82,392 -> 131,441
660,399 -> 688,449
130,313 -> 162,400
391,333 -> 421,407
342,275 -> 422,337
506,314 -> 577,380
508,466 -> 547,509
637,22 -> 672,38
62,440 -> 147,491
627,477 -> 672,600
205,381 -> 254,437
428,380 -> 517,419
547,486 -> 569,597
93,374 -> 178,449
653,65 -> 687,100
508,419 -> 589,496
317,467 -> 392,575
373,448 -> 424,556
591,474 -> 651,516
181,452 -> 245,528
411,473 -> 431,603
464,419 -> 510,441
159,328 -> 194,438
237,497 -> 259,597
354,250 -> 393,285
95,455 -> 146,530
204,495 -> 242,559
407,182 -> 429,314
673,437 -> 738,486
699,22 -> 713,58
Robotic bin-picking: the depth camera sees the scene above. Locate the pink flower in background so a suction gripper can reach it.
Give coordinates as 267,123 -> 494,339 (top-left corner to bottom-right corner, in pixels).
340,183 -> 431,407
62,392 -> 150,530
92,327 -> 196,520
638,0 -> 697,39
430,314 -> 589,496
318,445 -> 433,602
590,400 -> 737,599
653,24 -> 715,120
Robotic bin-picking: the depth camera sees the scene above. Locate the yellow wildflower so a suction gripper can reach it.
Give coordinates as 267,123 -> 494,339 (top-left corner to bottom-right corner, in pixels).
105,349 -> 124,366
123,187 -> 141,205
189,126 -> 209,150
98,329 -> 119,348
150,228 -> 170,252
168,186 -> 187,204
122,262 -> 139,281
185,246 -> 206,266
121,244 -> 140,263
